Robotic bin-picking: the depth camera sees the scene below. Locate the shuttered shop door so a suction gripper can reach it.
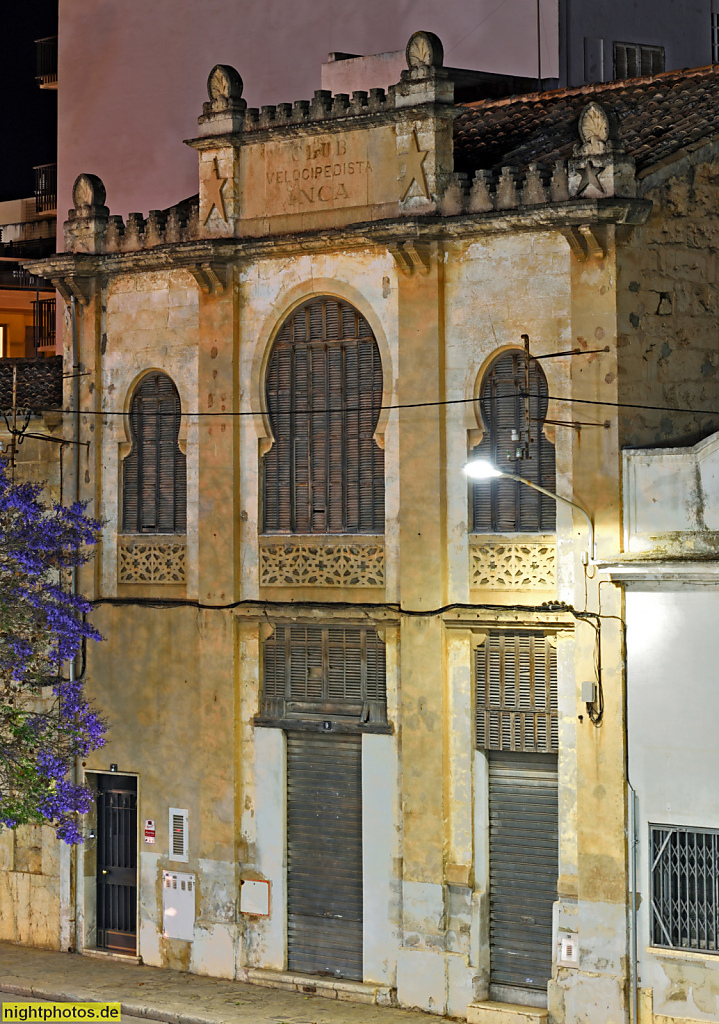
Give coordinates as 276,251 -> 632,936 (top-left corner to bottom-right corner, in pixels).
488,752 -> 558,991
287,733 -> 363,980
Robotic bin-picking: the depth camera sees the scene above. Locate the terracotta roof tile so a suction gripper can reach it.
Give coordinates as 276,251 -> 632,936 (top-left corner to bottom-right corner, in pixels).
454,65 -> 719,175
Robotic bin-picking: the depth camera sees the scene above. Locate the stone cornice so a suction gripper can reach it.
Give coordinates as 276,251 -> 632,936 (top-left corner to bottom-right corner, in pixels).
25,196 -> 651,283
599,557 -> 719,586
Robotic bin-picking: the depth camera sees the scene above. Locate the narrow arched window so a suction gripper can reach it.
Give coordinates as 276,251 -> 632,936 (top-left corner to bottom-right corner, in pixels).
472,350 -> 555,533
263,297 -> 385,534
122,372 -> 186,534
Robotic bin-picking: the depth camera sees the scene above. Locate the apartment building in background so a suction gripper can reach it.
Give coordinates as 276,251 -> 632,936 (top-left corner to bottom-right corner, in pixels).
0,25 -> 715,1024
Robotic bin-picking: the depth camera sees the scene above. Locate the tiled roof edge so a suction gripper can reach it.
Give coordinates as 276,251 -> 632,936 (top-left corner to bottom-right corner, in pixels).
457,63 -> 719,113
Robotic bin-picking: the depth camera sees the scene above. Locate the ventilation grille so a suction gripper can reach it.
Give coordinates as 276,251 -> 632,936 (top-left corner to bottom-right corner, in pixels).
169,807 -> 188,862
475,632 -> 558,753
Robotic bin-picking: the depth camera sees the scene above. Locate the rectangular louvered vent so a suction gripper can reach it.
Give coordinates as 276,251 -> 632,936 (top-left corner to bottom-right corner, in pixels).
169,807 -> 188,862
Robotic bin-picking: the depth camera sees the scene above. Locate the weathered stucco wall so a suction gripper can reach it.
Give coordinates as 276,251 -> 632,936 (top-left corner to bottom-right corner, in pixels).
618,154 -> 719,450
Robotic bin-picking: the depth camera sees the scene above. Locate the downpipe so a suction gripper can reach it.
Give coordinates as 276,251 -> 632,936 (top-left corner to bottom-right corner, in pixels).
629,782 -> 639,1024
69,295 -> 81,952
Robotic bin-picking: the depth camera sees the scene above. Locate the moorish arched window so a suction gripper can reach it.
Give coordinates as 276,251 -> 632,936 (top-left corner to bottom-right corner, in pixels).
263,296 -> 385,534
122,372 -> 187,534
471,350 -> 556,533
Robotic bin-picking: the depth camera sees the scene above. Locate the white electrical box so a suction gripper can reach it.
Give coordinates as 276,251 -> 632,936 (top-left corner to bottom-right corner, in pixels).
162,870 -> 195,940
559,931 -> 579,967
240,878 -> 270,916
581,680 -> 597,703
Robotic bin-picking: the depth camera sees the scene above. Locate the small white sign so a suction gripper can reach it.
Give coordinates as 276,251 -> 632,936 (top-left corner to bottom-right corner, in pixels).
240,878 -> 270,916
144,819 -> 156,844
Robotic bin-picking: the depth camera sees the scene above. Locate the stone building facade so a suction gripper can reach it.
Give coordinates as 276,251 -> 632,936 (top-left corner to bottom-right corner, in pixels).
6,34 -> 719,1024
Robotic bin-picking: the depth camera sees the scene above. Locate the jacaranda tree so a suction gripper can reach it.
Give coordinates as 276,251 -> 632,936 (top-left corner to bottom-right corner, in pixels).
0,461 -> 105,844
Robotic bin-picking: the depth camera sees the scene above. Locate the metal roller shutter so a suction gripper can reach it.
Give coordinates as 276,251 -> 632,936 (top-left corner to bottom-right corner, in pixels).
488,751 -> 558,992
287,733 -> 363,980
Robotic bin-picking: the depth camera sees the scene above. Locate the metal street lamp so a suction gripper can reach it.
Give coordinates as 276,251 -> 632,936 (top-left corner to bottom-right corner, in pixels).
463,457 -> 595,564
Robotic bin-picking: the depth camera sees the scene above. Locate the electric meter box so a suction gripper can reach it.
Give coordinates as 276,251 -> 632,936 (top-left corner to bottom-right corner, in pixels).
162,870 -> 195,940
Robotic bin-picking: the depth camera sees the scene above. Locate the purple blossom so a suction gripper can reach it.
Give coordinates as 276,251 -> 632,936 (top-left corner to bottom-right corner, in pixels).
0,459 -> 105,843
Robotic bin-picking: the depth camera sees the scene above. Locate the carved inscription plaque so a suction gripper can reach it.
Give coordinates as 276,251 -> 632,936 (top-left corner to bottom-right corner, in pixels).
241,125 -> 397,224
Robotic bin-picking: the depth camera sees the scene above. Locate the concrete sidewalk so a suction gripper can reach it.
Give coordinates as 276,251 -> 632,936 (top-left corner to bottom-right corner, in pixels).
0,944 -> 455,1024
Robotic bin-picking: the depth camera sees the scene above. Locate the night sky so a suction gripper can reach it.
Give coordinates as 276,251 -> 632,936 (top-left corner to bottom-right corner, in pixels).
0,0 -> 57,203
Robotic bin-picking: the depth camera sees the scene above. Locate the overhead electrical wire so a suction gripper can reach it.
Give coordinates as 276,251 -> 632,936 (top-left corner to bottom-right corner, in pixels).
26,392 -> 719,421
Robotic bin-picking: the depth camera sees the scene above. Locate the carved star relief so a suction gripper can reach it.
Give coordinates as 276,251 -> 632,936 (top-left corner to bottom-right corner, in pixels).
204,156 -> 228,224
576,160 -> 606,196
399,131 -> 429,200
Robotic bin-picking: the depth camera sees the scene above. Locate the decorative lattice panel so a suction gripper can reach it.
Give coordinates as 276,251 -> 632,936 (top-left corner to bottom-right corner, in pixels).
118,538 -> 186,584
470,538 -> 556,589
259,538 -> 384,587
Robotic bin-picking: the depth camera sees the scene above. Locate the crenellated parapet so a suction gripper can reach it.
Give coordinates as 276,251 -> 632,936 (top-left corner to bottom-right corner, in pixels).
441,101 -> 636,217
64,176 -> 201,255
61,36 -> 645,258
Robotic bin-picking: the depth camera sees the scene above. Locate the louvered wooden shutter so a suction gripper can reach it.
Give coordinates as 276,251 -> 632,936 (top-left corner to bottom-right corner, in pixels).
263,297 -> 384,534
475,632 -> 558,753
123,373 -> 187,534
472,350 -> 555,533
261,624 -> 386,717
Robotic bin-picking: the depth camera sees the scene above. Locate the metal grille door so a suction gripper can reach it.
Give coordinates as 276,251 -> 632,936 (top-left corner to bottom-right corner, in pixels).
96,775 -> 138,953
286,733 -> 363,980
488,752 -> 558,992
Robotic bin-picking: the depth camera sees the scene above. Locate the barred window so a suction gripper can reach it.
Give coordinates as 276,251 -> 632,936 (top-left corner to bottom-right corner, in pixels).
261,624 -> 386,720
475,632 -> 558,753
122,372 -> 187,534
262,297 -> 385,535
613,42 -> 664,79
471,350 -> 556,533
651,825 -> 719,953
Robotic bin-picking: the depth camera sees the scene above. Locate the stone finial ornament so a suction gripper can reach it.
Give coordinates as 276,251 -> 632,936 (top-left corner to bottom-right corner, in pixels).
198,63 -> 247,135
72,173 -> 106,211
405,31 -> 444,69
578,102 -> 609,152
65,174 -> 109,254
575,101 -> 622,156
207,64 -> 244,109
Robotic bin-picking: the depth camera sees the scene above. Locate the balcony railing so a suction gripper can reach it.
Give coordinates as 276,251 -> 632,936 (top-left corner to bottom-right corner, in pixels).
35,36 -> 58,88
0,357 -> 63,411
31,298 -> 56,354
34,163 -> 57,214
0,237 -> 56,260
0,265 -> 53,292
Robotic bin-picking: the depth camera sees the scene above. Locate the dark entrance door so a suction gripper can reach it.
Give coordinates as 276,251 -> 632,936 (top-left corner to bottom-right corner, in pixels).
286,733 -> 363,980
96,774 -> 138,953
488,752 -> 558,994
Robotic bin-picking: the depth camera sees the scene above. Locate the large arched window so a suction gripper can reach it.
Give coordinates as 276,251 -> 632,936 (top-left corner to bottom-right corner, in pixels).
122,372 -> 187,534
471,350 -> 556,533
263,297 -> 385,534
